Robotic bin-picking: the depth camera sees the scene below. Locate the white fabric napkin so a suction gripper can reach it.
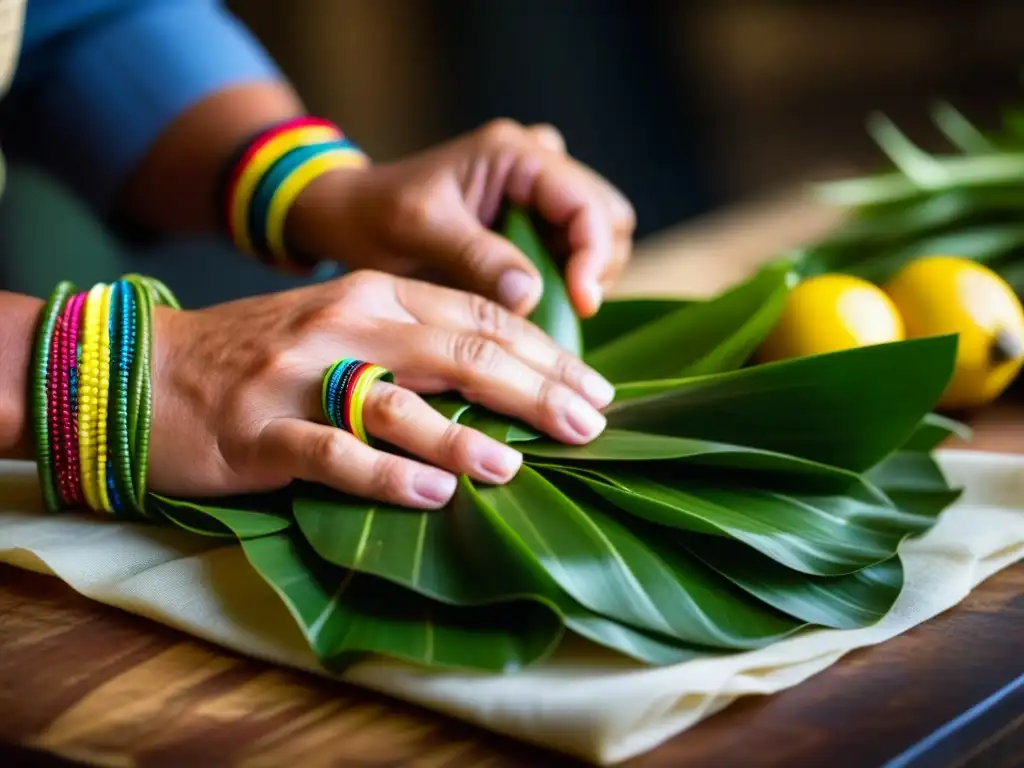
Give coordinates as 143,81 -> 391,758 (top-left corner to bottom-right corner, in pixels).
1,449 -> 1022,765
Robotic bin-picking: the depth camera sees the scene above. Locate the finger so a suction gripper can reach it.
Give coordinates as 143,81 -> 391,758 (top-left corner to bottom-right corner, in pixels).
394,278 -> 614,407
506,159 -> 614,318
362,381 -> 522,483
260,417 -> 457,509
403,326 -> 608,444
528,123 -> 566,154
413,204 -> 544,315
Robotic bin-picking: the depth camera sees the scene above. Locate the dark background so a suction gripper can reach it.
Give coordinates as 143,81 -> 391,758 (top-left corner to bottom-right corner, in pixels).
4,0 -> 1024,304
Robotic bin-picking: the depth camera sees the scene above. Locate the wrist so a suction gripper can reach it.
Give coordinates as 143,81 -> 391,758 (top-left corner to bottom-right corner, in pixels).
28,277 -> 181,515
0,292 -> 45,460
285,164 -> 373,266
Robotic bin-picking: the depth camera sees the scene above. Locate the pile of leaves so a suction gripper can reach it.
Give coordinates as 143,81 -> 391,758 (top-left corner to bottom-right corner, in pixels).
793,102 -> 1024,295
135,208 -> 968,674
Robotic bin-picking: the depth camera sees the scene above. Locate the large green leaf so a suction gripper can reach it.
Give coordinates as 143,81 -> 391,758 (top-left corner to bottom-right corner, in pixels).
474,466 -> 803,650
584,261 -> 793,382
691,541 -> 905,630
688,438 -> 961,628
545,466 -> 909,576
500,206 -> 582,356
581,298 -> 693,351
295,478 -> 711,665
520,428 -> 877,495
241,533 -> 561,673
604,336 -> 958,472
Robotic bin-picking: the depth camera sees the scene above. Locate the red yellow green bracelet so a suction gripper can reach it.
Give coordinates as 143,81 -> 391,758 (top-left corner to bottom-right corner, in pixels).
220,116 -> 369,272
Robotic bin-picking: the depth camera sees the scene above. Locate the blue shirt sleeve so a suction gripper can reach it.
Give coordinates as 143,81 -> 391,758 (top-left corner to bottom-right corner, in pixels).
7,0 -> 283,213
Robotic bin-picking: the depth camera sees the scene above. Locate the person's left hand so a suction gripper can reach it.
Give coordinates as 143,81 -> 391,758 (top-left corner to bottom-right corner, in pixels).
288,119 -> 636,319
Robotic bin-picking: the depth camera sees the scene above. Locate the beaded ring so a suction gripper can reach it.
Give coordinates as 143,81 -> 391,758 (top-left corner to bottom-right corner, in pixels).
321,358 -> 394,444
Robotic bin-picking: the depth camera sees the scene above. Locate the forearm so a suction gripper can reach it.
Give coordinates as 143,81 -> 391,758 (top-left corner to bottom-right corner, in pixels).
0,293 -> 44,460
118,81 -> 305,234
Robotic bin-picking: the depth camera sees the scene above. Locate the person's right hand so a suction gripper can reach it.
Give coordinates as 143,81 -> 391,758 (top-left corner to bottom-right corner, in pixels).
148,270 -> 614,508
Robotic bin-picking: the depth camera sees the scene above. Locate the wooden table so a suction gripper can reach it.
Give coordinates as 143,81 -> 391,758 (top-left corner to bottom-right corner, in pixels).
2,193 -> 1023,768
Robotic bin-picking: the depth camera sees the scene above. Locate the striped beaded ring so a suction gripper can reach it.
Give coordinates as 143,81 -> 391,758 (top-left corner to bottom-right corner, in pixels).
321,358 -> 394,444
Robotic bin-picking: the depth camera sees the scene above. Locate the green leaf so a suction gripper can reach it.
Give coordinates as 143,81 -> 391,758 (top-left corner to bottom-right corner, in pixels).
294,478 -> 711,665
605,337 -> 958,473
691,541 -> 904,630
901,413 -> 972,453
424,393 -> 473,423
865,450 -> 963,523
521,428 -> 873,492
474,466 -> 803,650
500,206 -> 582,356
584,261 -> 794,382
547,466 -> 910,576
150,494 -> 292,538
581,298 -> 693,351
241,533 -> 561,673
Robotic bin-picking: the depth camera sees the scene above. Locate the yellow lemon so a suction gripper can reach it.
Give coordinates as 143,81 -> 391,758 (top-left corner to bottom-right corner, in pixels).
757,273 -> 905,363
883,255 -> 1024,409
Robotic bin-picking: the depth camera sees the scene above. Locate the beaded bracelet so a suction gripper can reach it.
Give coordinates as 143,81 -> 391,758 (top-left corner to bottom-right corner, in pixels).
31,275 -> 180,518
219,116 -> 369,271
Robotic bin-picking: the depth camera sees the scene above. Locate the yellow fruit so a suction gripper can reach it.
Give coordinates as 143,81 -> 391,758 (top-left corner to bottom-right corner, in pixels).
757,273 -> 905,363
883,255 -> 1024,409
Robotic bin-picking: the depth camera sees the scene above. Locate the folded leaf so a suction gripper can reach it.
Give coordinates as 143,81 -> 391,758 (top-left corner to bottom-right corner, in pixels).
474,467 -> 802,649
691,541 -> 904,629
501,206 -> 582,356
521,428 -> 875,494
547,466 -> 907,576
605,336 -> 958,472
241,533 -> 562,673
585,262 -> 793,382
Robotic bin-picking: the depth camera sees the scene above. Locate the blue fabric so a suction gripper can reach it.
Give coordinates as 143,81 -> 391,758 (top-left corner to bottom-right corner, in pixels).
5,0 -> 283,213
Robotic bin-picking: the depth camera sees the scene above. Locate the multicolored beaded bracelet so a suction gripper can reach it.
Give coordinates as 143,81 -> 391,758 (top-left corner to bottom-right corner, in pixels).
31,275 -> 180,518
219,116 -> 369,271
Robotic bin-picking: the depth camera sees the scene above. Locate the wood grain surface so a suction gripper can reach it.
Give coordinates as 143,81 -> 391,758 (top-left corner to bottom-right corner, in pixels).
2,193 -> 1023,767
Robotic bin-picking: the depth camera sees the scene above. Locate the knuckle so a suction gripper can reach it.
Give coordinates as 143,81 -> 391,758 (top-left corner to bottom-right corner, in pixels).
453,334 -> 503,374
438,421 -> 475,466
372,384 -> 420,430
309,430 -> 348,471
371,454 -> 408,499
468,294 -> 511,338
537,378 -> 569,420
392,188 -> 436,231
481,117 -> 523,146
553,352 -> 580,386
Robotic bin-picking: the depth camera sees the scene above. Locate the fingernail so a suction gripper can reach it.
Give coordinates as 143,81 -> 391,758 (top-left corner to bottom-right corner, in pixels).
498,269 -> 538,310
565,397 -> 607,441
589,282 -> 604,312
581,371 -> 615,407
474,440 -> 523,483
413,471 -> 457,506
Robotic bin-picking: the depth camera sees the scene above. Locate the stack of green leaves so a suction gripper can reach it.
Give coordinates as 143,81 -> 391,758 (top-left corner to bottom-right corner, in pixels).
144,208 -> 966,674
794,103 -> 1024,295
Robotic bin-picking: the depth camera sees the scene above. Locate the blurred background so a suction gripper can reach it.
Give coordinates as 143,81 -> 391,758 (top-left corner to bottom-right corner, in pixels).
4,0 -> 1024,304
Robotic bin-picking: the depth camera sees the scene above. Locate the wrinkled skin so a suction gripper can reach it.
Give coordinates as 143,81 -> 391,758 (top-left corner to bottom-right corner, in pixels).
149,271 -> 615,508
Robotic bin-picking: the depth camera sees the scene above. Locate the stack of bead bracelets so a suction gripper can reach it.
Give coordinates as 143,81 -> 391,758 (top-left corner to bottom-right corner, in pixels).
219,116 -> 369,272
31,275 -> 180,517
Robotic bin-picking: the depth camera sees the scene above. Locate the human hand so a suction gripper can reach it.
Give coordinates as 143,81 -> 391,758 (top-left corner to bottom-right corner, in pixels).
147,270 -> 614,507
288,120 -> 636,319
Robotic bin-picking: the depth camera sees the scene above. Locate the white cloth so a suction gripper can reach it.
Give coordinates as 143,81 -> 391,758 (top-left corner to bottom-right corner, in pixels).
1,449 -> 1022,765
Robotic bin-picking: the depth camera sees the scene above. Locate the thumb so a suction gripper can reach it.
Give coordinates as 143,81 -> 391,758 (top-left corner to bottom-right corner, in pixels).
426,208 -> 543,314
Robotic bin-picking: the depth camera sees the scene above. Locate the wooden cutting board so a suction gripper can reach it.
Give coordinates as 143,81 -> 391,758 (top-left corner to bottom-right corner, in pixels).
2,191 -> 1022,767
